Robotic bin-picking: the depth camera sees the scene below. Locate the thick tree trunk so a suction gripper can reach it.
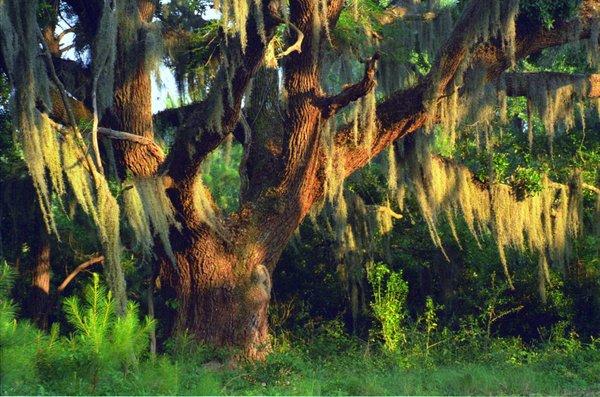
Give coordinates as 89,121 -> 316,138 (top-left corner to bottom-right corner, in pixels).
158,177 -> 276,359
161,233 -> 272,359
177,260 -> 270,359
156,0 -> 328,357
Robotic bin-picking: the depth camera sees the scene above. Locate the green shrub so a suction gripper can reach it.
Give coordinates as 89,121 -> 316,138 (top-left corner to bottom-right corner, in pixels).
0,262 -> 43,395
35,273 -> 155,394
366,262 -> 409,352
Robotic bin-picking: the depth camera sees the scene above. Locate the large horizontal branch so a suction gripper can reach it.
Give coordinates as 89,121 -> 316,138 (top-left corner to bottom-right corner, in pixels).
503,72 -> 600,98
319,52 -> 380,118
335,0 -> 600,178
431,154 -> 599,196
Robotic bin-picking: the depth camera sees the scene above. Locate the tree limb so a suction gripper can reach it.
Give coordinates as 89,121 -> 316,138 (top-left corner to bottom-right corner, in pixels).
56,27 -> 75,41
99,127 -> 165,163
504,72 -> 600,98
335,0 -> 600,178
98,127 -> 158,146
327,0 -> 346,27
583,183 -> 600,194
37,28 -> 79,130
320,52 -> 380,118
37,28 -> 100,181
165,0 -> 285,183
57,256 -> 104,293
275,18 -> 304,59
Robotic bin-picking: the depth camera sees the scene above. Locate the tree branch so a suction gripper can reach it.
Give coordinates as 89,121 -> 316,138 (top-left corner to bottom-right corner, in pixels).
320,52 -> 380,118
38,29 -> 79,130
503,72 -> 600,98
37,28 -> 100,180
98,127 -> 158,146
57,256 -> 104,293
327,0 -> 346,28
165,0 -> 285,183
275,18 -> 304,59
99,127 -> 165,163
335,0 -> 600,178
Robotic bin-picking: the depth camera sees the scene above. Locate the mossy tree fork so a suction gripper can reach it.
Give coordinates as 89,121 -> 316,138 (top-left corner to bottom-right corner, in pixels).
26,0 -> 600,358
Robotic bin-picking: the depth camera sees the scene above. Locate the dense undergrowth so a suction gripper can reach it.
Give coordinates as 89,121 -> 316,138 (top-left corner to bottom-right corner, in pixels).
2,263 -> 599,396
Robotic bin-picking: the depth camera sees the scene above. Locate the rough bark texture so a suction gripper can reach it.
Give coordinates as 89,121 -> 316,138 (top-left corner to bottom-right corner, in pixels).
107,0 -> 162,177
30,230 -> 51,330
42,0 -> 600,358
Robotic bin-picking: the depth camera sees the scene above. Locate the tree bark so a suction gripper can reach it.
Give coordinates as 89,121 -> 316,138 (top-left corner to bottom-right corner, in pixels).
108,0 -> 162,177
43,0 -> 599,359
159,195 -> 273,359
30,230 -> 51,330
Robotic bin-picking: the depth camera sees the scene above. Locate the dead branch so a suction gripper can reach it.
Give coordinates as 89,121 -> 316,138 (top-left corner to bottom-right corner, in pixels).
57,256 -> 104,293
276,18 -> 304,59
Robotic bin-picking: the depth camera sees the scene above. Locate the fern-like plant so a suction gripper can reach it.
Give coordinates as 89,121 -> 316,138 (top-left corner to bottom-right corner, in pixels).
0,261 -> 44,395
37,273 -> 155,393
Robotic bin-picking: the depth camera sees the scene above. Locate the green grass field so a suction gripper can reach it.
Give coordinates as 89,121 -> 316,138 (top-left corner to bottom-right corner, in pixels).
3,328 -> 599,396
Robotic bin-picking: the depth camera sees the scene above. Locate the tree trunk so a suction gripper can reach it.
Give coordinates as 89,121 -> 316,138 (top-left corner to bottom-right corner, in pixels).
108,0 -> 161,177
30,231 -> 51,329
157,0 -> 327,357
157,175 -> 277,359
161,230 -> 272,359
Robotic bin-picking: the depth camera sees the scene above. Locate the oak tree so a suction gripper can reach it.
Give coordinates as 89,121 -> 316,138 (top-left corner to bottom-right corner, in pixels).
0,0 -> 598,358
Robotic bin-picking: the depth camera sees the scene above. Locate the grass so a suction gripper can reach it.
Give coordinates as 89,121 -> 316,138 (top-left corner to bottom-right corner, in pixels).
2,267 -> 598,395
219,336 -> 600,396
13,334 -> 600,395
6,331 -> 599,396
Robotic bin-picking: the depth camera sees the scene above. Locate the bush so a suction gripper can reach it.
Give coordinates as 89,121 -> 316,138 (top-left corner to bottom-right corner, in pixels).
366,262 -> 409,352
35,273 -> 155,394
0,262 -> 43,395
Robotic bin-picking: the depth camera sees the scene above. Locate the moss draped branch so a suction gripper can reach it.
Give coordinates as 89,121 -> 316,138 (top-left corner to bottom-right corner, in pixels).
164,0 -> 286,184
503,72 -> 600,98
334,0 -> 600,179
319,52 -> 381,118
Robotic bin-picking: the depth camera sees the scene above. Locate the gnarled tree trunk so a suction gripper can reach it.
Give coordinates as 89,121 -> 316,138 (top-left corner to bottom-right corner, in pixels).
163,231 -> 272,359
39,0 -> 599,360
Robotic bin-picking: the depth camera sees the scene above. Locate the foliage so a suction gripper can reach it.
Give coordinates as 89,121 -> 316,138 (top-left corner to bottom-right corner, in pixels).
2,261 -> 600,395
366,262 -> 409,351
0,269 -> 158,395
201,141 -> 242,213
520,0 -> 582,29
0,262 -> 44,395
